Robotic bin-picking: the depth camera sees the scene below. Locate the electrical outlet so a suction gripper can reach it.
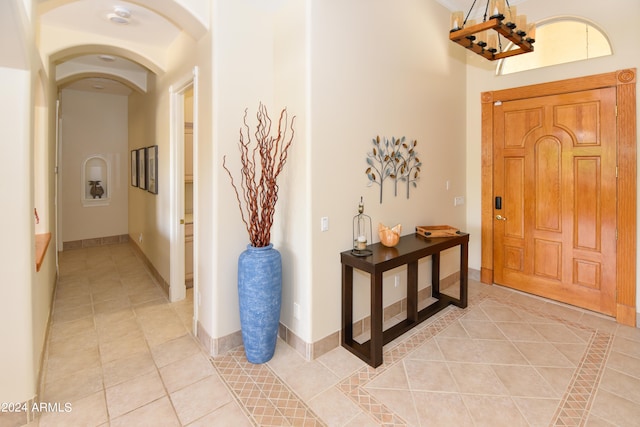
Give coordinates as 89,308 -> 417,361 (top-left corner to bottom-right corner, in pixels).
138,233 -> 143,242
454,196 -> 465,206
321,216 -> 329,232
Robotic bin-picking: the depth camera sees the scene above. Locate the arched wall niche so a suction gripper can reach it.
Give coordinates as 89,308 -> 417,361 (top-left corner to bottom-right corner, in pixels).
82,155 -> 110,207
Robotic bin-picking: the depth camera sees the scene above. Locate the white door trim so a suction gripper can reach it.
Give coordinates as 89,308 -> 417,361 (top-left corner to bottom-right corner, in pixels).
168,67 -> 199,336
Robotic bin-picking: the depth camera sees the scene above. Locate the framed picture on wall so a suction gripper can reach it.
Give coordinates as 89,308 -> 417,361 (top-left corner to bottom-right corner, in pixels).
130,150 -> 138,187
137,147 -> 147,190
147,145 -> 158,194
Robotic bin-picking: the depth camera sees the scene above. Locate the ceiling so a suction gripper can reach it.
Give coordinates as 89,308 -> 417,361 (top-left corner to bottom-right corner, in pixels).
434,0 -> 529,13
40,0 -> 531,96
39,0 -> 181,95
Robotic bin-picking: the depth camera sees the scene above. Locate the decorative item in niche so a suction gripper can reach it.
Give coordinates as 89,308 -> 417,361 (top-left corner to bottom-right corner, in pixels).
87,164 -> 105,198
137,147 -> 146,190
82,156 -> 109,206
147,145 -> 158,194
365,136 -> 421,203
352,197 -> 372,257
88,180 -> 105,198
130,150 -> 138,187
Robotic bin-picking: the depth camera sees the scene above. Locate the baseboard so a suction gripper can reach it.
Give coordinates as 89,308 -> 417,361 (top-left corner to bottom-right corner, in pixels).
62,233 -> 129,251
278,323 -> 340,361
0,397 -> 38,426
196,320 -> 243,357
128,238 -> 170,297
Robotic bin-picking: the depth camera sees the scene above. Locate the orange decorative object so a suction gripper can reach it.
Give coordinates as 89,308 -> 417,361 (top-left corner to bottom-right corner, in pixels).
378,223 -> 401,247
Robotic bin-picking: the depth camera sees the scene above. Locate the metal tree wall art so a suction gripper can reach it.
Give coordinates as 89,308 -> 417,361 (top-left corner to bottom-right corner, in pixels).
365,135 -> 421,203
396,138 -> 421,198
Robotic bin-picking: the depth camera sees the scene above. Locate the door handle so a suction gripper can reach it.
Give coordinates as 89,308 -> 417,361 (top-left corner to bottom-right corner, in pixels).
496,215 -> 507,221
180,219 -> 185,224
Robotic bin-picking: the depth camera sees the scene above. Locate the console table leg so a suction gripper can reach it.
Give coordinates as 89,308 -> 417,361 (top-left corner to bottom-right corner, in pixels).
432,252 -> 441,298
342,264 -> 354,345
460,241 -> 468,308
407,261 -> 418,322
370,271 -> 384,367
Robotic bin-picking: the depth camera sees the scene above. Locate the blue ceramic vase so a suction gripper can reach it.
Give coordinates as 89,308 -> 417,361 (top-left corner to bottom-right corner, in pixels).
237,243 -> 282,363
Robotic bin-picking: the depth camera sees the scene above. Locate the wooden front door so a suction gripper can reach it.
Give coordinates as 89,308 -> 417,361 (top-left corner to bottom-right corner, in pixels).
493,87 -> 617,315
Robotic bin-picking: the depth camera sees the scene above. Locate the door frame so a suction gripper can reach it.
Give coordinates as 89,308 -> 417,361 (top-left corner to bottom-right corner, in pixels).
480,68 -> 637,326
169,67 -> 199,334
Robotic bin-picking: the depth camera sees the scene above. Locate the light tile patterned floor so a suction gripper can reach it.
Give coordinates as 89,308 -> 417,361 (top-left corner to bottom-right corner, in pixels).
17,242 -> 640,426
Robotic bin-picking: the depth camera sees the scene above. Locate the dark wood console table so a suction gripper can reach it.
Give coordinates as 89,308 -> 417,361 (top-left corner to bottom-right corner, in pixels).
340,232 -> 469,367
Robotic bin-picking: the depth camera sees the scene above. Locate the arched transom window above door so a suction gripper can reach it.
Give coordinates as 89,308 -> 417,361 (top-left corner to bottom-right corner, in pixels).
498,18 -> 612,75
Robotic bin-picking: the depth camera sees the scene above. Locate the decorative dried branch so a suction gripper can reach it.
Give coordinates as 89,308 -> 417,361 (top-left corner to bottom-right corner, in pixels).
223,103 -> 296,247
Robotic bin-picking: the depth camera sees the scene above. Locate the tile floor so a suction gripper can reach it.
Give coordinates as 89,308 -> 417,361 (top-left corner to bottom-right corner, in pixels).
22,242 -> 640,426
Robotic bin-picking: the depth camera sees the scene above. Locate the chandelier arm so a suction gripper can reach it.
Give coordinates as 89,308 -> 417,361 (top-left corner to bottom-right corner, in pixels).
463,0 -> 478,26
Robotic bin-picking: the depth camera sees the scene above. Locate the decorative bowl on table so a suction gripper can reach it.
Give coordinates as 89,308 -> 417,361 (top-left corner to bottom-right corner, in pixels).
378,223 -> 401,247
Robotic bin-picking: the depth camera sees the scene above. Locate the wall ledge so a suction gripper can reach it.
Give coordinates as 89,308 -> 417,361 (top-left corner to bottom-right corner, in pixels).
35,233 -> 51,272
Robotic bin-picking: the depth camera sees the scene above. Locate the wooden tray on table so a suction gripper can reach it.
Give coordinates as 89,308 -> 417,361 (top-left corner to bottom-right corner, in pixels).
415,225 -> 461,238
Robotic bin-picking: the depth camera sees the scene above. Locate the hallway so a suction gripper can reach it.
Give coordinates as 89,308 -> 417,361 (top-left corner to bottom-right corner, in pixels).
30,242 -> 640,426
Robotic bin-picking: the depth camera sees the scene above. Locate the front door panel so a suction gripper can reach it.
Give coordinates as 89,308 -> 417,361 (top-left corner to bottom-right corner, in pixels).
493,88 -> 617,315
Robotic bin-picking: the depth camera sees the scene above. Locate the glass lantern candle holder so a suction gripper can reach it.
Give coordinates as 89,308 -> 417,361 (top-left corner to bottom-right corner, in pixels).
352,197 -> 372,256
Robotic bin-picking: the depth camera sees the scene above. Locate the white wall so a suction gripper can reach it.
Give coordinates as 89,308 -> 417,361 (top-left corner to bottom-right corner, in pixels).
0,0 -> 58,405
463,0 -> 640,308
307,0 -> 467,341
0,66 -> 36,404
272,0 -> 309,345
127,32 -> 199,286
207,0 -> 468,344
60,89 -> 129,243
210,0 -> 278,339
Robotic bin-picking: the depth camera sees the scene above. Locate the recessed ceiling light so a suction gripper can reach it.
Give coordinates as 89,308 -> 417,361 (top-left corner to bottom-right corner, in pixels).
113,6 -> 131,18
108,7 -> 131,24
108,13 -> 129,24
98,55 -> 116,62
